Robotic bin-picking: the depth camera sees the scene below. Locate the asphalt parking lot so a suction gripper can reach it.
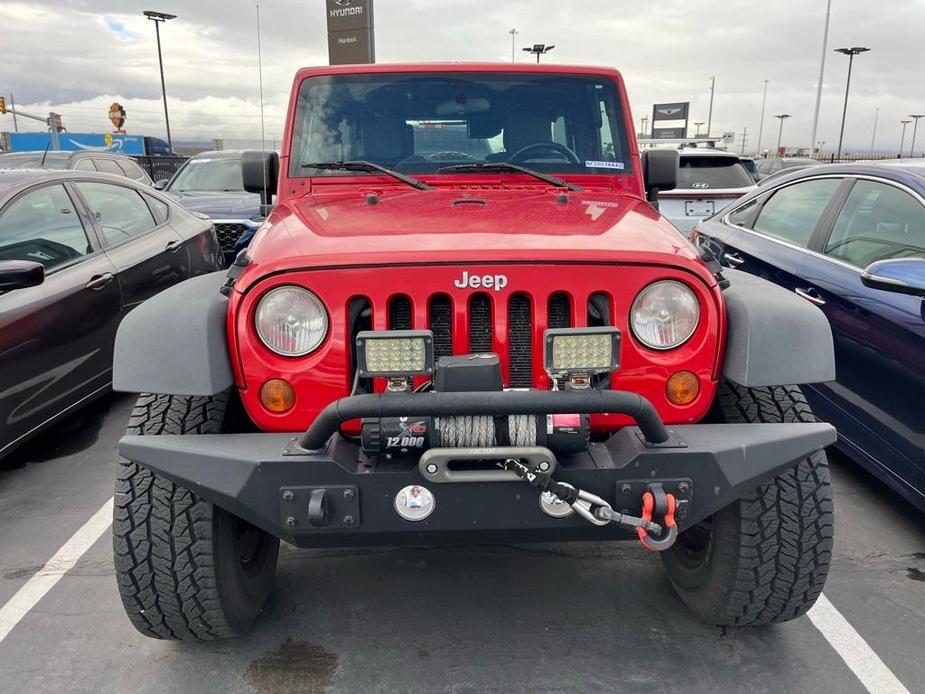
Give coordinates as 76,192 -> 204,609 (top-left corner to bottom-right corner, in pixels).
0,393 -> 922,694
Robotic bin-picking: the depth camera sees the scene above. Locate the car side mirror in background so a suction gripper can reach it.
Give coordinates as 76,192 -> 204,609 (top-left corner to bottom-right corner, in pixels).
641,149 -> 679,205
242,150 -> 280,215
153,179 -> 168,190
861,258 -> 925,297
0,259 -> 45,291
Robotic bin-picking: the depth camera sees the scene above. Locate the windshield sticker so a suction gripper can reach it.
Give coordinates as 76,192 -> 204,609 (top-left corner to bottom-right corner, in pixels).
585,160 -> 625,170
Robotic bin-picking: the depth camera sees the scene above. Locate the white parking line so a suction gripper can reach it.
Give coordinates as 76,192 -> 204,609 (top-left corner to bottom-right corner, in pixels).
0,497 -> 113,645
808,593 -> 911,694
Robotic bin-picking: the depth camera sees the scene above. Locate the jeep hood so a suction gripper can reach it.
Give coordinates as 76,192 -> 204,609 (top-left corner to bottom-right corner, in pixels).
241,187 -> 710,287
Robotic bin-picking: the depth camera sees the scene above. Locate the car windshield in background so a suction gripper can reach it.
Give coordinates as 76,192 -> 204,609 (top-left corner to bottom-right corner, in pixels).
168,157 -> 243,192
0,153 -> 71,170
677,156 -> 754,190
290,72 -> 632,178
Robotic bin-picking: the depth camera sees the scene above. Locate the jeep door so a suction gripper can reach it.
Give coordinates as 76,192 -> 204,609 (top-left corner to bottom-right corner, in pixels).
71,180 -> 190,312
0,181 -> 121,457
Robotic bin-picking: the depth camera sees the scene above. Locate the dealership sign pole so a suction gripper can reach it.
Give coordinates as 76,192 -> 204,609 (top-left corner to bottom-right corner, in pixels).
650,102 -> 690,140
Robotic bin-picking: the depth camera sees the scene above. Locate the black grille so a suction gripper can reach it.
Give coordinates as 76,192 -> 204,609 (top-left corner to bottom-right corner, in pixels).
213,223 -> 249,251
587,292 -> 612,326
468,294 -> 492,353
389,296 -> 413,330
429,295 -> 453,359
507,294 -> 533,388
547,292 -> 572,329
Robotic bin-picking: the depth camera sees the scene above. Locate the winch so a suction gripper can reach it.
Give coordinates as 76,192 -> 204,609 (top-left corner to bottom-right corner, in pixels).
360,353 -> 591,456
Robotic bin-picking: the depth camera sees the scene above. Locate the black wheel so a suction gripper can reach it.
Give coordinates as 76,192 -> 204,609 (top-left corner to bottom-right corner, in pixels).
113,393 -> 280,640
661,381 -> 834,626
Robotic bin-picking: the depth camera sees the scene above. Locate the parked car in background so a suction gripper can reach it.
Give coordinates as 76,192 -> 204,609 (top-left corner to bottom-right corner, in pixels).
158,150 -> 270,265
0,170 -> 223,459
0,150 -> 153,185
754,156 -> 818,182
657,149 -> 756,236
739,156 -> 757,180
693,161 -> 925,510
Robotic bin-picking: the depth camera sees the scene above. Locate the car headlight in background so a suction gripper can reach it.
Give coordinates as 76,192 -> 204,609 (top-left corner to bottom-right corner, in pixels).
255,286 -> 328,356
630,280 -> 700,350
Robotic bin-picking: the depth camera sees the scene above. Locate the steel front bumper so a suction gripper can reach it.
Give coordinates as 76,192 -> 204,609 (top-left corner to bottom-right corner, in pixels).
119,415 -> 835,548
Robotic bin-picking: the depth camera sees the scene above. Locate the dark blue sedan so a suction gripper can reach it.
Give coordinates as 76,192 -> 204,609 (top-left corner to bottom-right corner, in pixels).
694,161 -> 925,510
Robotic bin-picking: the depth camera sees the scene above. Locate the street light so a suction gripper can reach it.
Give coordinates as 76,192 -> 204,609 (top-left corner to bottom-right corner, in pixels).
909,114 -> 925,157
756,79 -> 768,155
774,114 -> 791,153
833,46 -> 870,160
899,120 -> 911,158
508,28 -> 518,63
144,10 -> 177,154
522,44 -> 555,63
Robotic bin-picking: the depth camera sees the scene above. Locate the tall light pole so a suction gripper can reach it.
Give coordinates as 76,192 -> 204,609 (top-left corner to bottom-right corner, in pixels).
774,114 -> 791,153
869,107 -> 879,155
522,43 -> 555,63
756,79 -> 768,155
144,10 -> 177,153
694,121 -> 705,137
706,76 -> 715,137
909,114 -> 925,157
834,46 -> 870,160
810,0 -> 832,154
508,28 -> 518,62
899,120 -> 911,158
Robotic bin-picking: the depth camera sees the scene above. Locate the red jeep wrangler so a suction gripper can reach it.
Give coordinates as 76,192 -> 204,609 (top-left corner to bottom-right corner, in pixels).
111,64 -> 837,640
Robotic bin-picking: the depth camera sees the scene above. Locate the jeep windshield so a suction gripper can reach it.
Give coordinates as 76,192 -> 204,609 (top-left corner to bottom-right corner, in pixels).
290,72 -> 632,180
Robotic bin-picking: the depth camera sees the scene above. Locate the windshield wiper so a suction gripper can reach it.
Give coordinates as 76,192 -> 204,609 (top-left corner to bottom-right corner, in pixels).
438,163 -> 582,192
300,160 -> 431,190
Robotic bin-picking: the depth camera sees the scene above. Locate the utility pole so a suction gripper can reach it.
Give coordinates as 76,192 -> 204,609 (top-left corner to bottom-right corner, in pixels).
899,120 -> 911,158
756,80 -> 768,155
909,114 -> 924,157
869,107 -> 879,155
144,10 -> 177,153
775,114 -> 791,153
508,28 -> 518,62
740,124 -> 748,154
8,93 -> 18,132
810,0 -> 832,155
834,46 -> 871,160
706,76 -> 715,137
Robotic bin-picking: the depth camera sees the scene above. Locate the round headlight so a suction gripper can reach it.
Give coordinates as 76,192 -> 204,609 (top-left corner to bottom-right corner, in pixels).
630,280 -> 700,351
255,286 -> 328,356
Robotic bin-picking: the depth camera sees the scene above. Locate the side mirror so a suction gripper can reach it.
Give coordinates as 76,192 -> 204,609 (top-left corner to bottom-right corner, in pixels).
242,151 -> 279,211
153,178 -> 168,190
0,259 -> 45,291
641,149 -> 678,204
861,258 -> 925,297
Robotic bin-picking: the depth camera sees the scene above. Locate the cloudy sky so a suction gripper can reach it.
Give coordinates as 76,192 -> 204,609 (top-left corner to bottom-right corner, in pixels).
1,0 -> 924,153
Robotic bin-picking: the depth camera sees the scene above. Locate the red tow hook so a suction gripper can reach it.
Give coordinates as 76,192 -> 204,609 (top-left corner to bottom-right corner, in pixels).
637,484 -> 678,552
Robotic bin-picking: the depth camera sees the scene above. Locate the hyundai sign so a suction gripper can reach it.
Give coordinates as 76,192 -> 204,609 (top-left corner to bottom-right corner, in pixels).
326,0 -> 375,65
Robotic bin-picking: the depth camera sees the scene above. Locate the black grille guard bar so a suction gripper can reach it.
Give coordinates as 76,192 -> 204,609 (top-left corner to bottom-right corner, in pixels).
299,390 -> 671,451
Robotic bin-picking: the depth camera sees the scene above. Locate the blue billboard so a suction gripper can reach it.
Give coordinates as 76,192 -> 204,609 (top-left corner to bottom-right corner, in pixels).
8,132 -> 146,155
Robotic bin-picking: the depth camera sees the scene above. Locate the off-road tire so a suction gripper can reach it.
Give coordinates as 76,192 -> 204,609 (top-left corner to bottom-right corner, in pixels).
113,393 -> 280,640
661,381 -> 834,626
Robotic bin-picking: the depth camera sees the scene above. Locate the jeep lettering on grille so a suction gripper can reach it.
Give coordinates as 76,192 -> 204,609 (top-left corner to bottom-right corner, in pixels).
453,271 -> 509,291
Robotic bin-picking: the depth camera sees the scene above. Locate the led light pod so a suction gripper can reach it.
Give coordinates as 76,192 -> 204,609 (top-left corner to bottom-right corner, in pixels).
543,327 -> 621,380
356,330 -> 434,378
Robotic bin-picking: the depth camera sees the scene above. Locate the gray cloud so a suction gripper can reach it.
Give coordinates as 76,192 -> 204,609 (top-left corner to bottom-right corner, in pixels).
1,0 -> 923,152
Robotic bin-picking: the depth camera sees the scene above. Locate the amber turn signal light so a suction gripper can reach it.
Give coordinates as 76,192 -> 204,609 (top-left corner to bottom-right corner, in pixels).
666,371 -> 700,406
260,379 -> 296,413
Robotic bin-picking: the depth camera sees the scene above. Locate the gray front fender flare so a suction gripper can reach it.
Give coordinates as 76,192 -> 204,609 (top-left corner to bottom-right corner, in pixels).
113,272 -> 233,396
721,268 -> 836,387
